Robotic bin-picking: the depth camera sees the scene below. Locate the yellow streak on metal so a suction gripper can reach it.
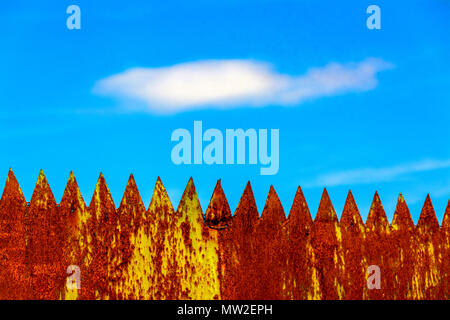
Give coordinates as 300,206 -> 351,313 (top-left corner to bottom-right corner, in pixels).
62,172 -> 92,300
174,179 -> 220,299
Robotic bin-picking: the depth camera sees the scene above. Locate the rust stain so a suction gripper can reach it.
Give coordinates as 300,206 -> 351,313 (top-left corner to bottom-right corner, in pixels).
205,180 -> 232,230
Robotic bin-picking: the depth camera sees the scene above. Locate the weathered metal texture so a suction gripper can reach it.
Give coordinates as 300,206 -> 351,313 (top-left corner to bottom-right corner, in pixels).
110,174 -> 151,299
58,172 -> 91,300
86,173 -> 117,299
205,180 -> 232,230
252,186 -> 287,300
364,192 -> 392,300
414,195 -> 442,299
281,187 -> 319,300
390,194 -> 416,299
172,178 -> 220,299
27,170 -> 64,299
1,170 -> 450,300
147,177 -> 178,299
0,170 -> 30,299
309,189 -> 345,300
340,191 -> 366,300
217,182 -> 259,300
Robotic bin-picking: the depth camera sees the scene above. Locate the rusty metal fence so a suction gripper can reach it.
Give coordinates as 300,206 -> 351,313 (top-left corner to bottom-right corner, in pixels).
0,169 -> 449,300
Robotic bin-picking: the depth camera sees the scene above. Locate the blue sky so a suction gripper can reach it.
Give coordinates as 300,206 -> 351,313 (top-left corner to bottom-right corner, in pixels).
1,0 -> 449,223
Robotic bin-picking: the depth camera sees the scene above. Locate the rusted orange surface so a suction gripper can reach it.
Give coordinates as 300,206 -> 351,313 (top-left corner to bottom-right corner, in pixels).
218,182 -> 259,300
390,194 -> 416,299
27,170 -> 63,299
86,173 -> 117,299
414,195 -> 441,299
364,192 -> 392,300
340,191 -> 366,300
0,170 -> 449,300
0,170 -> 30,299
252,186 -> 286,300
309,189 -> 344,300
282,187 -> 317,299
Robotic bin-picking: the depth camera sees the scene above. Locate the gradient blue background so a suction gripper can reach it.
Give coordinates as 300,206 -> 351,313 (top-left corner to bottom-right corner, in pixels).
1,0 -> 449,222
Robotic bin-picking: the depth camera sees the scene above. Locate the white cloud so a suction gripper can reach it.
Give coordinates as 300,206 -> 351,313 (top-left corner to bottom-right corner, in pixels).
94,58 -> 393,114
308,159 -> 450,187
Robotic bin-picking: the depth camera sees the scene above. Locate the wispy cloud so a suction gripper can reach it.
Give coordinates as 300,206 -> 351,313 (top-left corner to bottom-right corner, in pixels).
307,159 -> 450,187
94,58 -> 393,114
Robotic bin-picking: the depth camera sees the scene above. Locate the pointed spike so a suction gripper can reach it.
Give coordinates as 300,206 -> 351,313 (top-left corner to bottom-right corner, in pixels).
392,193 -> 415,231
234,181 -> 259,221
60,171 -> 87,211
417,195 -> 439,233
287,186 -> 313,227
88,173 -> 116,222
260,185 -> 286,224
1,169 -> 26,203
30,169 -> 56,207
205,180 -> 232,229
119,174 -> 145,211
366,191 -> 389,231
340,190 -> 364,230
149,176 -> 174,212
314,188 -> 338,223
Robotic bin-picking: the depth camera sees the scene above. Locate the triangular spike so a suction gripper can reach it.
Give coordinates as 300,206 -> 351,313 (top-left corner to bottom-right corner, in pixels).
0,169 -> 26,204
30,169 -> 57,207
417,195 -> 439,233
234,181 -> 259,223
443,198 -> 450,230
177,177 -> 201,214
205,180 -> 232,229
392,193 -> 415,231
314,188 -> 338,223
119,174 -> 145,211
287,186 -> 313,228
260,185 -> 286,224
366,191 -> 389,231
340,190 -> 364,230
60,171 -> 87,210
88,173 -> 116,221
149,176 -> 174,212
